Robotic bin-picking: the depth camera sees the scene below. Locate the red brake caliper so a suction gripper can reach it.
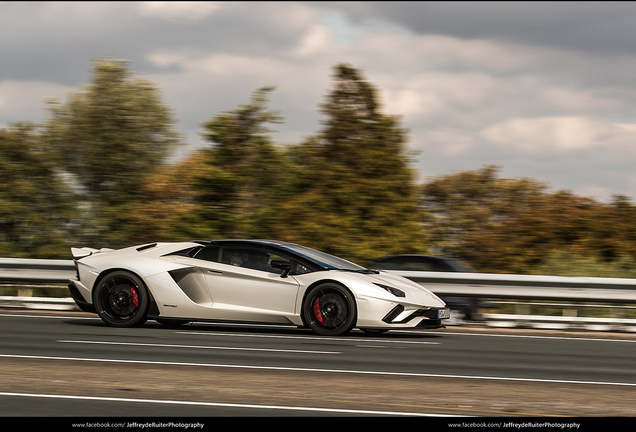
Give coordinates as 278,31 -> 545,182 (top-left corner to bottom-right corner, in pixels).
312,297 -> 324,325
130,287 -> 139,308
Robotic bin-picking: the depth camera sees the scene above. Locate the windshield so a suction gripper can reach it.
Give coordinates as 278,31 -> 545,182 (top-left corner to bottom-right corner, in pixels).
280,243 -> 367,271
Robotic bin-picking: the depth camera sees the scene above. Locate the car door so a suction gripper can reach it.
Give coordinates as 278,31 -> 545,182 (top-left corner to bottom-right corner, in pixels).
195,244 -> 301,323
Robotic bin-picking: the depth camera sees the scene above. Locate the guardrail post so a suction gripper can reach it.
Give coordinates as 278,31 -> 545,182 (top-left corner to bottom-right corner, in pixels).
563,305 -> 578,318
515,303 -> 530,327
17,288 -> 33,297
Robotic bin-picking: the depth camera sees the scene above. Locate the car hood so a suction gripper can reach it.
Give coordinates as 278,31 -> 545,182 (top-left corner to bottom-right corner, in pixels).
312,270 -> 445,308
370,271 -> 446,306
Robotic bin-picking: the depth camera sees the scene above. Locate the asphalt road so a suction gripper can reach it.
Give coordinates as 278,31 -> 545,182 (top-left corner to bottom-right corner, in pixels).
1,310 -> 636,420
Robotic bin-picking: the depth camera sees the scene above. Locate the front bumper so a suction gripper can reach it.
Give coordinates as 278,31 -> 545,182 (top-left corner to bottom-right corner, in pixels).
383,305 -> 450,325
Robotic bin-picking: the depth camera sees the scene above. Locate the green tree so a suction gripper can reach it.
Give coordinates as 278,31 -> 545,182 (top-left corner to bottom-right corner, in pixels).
528,250 -> 636,278
421,165 -> 583,273
195,87 -> 297,239
420,165 -> 636,275
591,194 -> 636,262
126,151 -> 214,244
43,58 -> 182,247
0,124 -> 75,257
275,64 -> 425,263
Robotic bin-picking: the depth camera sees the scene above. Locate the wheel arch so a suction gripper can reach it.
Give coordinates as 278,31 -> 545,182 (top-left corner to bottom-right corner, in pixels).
299,278 -> 358,328
91,268 -> 159,316
91,268 -> 143,298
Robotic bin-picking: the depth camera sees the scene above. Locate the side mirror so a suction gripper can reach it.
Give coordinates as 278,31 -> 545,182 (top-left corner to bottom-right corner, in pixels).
271,259 -> 292,278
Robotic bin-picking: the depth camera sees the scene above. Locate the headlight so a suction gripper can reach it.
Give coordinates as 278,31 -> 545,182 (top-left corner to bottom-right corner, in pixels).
373,282 -> 406,298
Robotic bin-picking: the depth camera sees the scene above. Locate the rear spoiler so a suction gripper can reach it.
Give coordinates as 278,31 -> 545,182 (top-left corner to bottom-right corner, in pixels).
71,247 -> 114,260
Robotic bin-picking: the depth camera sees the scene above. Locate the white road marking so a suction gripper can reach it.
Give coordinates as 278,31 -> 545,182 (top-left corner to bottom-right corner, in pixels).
58,340 -> 340,355
177,331 -> 441,344
3,313 -> 635,343
0,391 -> 452,417
1,353 -> 635,387
0,313 -> 97,320
425,330 -> 636,343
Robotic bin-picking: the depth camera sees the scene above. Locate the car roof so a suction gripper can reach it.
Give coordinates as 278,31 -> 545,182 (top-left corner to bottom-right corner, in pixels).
195,239 -> 298,247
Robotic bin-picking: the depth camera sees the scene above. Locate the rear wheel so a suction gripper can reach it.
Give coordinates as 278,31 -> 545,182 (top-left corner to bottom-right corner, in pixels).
302,283 -> 356,336
94,271 -> 149,327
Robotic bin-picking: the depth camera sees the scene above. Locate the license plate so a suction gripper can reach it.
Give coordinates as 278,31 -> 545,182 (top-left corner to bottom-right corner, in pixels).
438,308 -> 451,319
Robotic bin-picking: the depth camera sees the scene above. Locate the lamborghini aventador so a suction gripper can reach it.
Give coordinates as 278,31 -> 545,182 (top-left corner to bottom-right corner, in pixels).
68,240 -> 450,336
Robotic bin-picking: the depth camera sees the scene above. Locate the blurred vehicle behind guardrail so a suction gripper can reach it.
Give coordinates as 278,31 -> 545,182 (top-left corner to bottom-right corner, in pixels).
368,254 -> 482,322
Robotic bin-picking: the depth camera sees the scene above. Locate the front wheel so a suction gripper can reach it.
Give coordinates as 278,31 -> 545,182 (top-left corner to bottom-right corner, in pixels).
94,271 -> 149,327
302,283 -> 356,336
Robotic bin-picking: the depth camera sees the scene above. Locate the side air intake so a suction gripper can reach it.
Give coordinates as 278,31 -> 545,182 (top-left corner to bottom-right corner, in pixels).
168,268 -> 211,305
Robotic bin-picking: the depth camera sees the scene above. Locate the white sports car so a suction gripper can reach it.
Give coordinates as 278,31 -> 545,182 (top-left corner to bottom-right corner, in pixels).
68,240 -> 450,336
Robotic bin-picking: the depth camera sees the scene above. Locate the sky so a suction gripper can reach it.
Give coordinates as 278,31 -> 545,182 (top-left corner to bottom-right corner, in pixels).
2,1 -> 636,203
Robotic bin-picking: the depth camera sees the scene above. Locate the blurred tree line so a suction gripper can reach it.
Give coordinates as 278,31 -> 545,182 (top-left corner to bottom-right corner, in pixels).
2,58 -> 636,277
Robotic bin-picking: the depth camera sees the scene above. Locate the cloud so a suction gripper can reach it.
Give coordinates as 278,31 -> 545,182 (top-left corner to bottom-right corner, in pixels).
2,1 -> 636,202
137,1 -> 225,20
342,2 -> 636,55
0,80 -> 71,127
292,23 -> 334,57
481,116 -> 636,155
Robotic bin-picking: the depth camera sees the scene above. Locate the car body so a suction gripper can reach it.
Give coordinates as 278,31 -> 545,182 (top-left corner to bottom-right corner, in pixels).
367,255 -> 481,321
68,240 -> 450,336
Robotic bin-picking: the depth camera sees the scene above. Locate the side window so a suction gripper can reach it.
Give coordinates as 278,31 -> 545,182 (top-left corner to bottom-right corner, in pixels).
192,244 -> 315,275
430,259 -> 453,271
193,245 -> 220,262
368,259 -> 392,270
375,257 -> 433,271
405,258 -> 433,271
219,247 -> 247,267
218,246 -> 276,273
265,249 -> 313,275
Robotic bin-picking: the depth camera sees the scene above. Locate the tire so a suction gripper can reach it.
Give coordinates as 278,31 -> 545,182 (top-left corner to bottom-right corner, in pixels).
93,271 -> 149,327
302,283 -> 356,336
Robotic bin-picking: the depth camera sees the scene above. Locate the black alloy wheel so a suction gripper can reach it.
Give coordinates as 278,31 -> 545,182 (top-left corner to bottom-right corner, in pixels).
302,283 -> 356,336
94,271 -> 149,327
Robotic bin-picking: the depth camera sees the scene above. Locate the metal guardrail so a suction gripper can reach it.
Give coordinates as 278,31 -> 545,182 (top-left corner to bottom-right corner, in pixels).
389,270 -> 636,303
2,258 -> 636,331
3,258 -> 636,299
0,296 -> 78,310
0,258 -> 76,283
484,313 -> 636,332
389,270 -> 636,331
